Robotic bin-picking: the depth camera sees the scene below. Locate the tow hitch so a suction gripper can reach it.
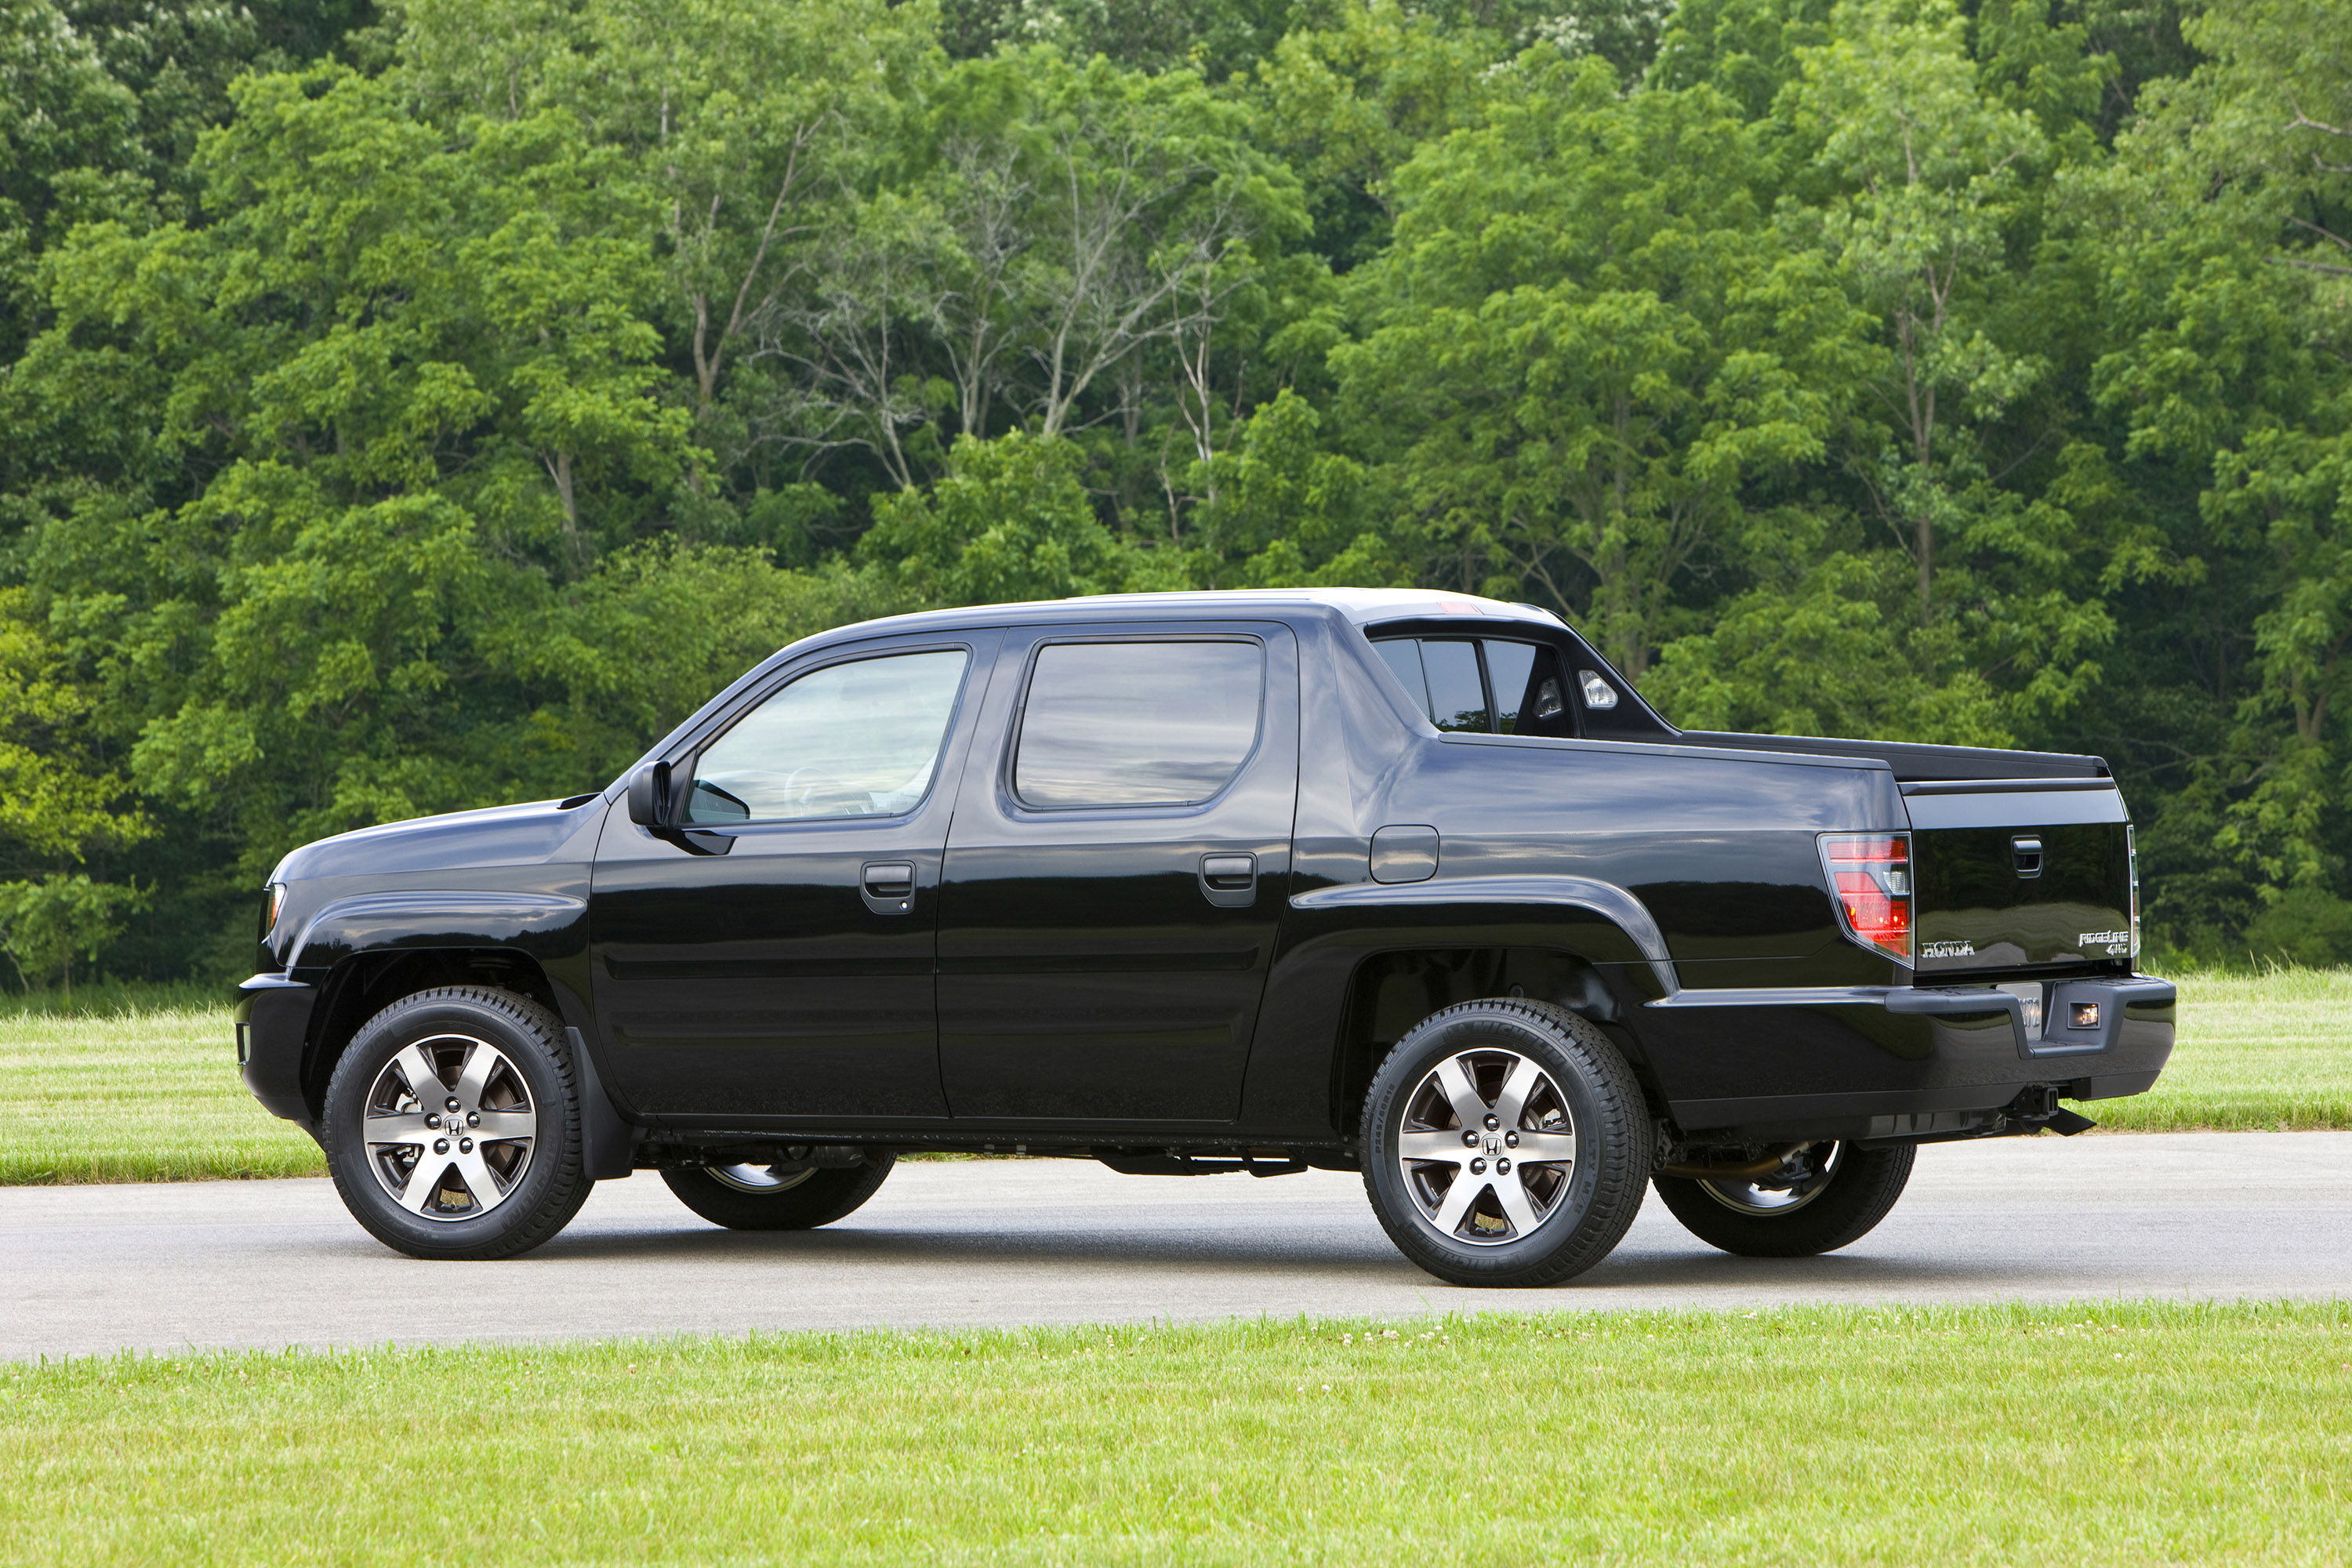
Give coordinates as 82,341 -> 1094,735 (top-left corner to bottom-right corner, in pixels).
2008,1085 -> 2096,1136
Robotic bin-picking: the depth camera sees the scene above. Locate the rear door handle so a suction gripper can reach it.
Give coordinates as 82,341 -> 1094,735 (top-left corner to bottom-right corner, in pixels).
1202,854 -> 1256,889
1200,853 -> 1257,905
862,860 -> 916,913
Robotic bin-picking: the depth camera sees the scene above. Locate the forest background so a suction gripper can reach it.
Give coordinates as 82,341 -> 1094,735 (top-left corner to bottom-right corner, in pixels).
1,0 -> 2347,989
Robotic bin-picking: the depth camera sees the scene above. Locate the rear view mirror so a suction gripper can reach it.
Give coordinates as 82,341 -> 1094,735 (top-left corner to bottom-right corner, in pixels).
626,761 -> 673,827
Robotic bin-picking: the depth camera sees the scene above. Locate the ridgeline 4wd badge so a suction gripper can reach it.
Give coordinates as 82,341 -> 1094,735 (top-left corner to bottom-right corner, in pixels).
2080,929 -> 2131,955
1921,941 -> 1976,959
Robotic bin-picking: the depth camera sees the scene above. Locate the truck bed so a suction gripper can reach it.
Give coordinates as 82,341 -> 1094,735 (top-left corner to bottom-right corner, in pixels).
1664,731 -> 2108,782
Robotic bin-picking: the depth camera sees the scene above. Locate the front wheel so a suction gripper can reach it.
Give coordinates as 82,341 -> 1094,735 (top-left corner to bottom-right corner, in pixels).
1652,1141 -> 1915,1257
1362,999 -> 1653,1287
662,1152 -> 896,1231
321,986 -> 596,1260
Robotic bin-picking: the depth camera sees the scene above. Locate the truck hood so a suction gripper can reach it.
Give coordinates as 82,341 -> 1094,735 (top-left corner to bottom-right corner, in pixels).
271,796 -> 612,884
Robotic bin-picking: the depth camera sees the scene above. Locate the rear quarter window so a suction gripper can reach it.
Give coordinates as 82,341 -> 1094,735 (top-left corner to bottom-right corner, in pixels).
1371,635 -> 1575,738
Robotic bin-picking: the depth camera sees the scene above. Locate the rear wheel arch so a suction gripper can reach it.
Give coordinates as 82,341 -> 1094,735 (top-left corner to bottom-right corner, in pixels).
1330,942 -> 1662,1137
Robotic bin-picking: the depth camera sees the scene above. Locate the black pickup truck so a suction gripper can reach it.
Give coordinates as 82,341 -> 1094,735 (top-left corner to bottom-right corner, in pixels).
236,588 -> 2174,1286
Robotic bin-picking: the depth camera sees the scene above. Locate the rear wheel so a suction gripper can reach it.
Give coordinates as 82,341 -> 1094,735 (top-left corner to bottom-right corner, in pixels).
1362,999 -> 1653,1287
662,1152 -> 895,1231
1652,1141 -> 1915,1257
321,986 -> 596,1260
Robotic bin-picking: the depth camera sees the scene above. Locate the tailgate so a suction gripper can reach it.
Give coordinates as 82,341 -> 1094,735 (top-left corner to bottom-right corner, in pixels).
1903,779 -> 2135,975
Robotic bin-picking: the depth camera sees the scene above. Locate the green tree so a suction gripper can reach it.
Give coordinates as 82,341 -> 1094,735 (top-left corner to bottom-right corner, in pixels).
862,430 -> 1130,605
0,589 -> 151,990
1249,1 -> 1501,271
1335,55 -> 1868,676
2071,0 -> 2352,946
0,0 -> 143,359
16,64 -> 694,873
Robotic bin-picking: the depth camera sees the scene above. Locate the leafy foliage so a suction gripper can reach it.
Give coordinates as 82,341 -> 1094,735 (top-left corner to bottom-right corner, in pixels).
1,0 -> 2348,978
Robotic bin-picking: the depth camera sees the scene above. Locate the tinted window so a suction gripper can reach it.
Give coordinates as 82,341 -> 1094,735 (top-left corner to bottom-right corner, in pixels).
1374,639 -> 1431,717
1015,641 -> 1265,808
1487,641 -> 1571,736
1372,635 -> 1574,737
1420,640 -> 1488,732
687,649 -> 968,823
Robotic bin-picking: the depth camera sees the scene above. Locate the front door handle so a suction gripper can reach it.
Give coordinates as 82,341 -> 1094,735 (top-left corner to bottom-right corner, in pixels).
862,861 -> 916,914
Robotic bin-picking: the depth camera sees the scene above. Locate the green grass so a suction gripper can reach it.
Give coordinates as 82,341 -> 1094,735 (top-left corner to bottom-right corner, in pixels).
0,968 -> 2345,1185
2095,967 -> 2352,1131
3,1301 -> 2348,1565
0,1004 -> 324,1185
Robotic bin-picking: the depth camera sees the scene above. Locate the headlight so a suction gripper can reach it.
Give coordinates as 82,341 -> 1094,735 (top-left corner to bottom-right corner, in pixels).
262,883 -> 288,939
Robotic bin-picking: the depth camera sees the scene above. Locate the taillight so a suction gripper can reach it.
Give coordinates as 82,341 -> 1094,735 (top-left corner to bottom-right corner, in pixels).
2127,825 -> 2140,964
1818,833 -> 1913,964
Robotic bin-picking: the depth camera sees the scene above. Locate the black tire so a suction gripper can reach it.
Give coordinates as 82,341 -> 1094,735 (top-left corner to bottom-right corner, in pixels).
1653,1141 -> 1915,1258
1362,998 -> 1653,1288
321,986 -> 596,1261
662,1152 -> 897,1231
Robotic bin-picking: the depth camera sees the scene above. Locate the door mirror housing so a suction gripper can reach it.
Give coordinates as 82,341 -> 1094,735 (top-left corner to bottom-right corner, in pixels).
626,761 -> 673,828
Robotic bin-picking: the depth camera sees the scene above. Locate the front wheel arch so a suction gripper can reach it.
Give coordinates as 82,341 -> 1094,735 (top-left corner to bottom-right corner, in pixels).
300,948 -> 568,1123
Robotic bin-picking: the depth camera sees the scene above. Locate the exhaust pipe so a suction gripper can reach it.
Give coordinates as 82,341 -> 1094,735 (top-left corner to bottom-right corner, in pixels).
1658,1143 -> 1807,1181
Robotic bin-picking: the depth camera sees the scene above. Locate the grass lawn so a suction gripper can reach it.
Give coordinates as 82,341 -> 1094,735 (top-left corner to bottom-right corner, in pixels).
2092,967 -> 2352,1132
2,1301 -> 2347,1565
0,969 -> 2344,1184
0,1003 -> 323,1185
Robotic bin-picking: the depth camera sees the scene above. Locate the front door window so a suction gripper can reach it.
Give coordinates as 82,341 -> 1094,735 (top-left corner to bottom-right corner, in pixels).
686,650 -> 968,823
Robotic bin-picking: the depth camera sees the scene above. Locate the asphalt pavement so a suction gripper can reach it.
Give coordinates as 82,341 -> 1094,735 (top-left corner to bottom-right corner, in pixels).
4,1131 -> 2347,1361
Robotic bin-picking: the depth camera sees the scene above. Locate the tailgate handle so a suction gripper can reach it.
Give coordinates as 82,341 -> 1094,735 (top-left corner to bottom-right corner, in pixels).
2011,836 -> 2043,878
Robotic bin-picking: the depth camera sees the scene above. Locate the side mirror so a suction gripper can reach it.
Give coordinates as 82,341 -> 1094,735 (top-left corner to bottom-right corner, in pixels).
626,761 -> 673,828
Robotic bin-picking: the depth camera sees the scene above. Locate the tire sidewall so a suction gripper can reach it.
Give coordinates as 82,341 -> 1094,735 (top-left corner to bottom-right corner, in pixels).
1653,1141 -> 1915,1258
662,1152 -> 897,1231
1363,1003 -> 1639,1283
322,989 -> 582,1259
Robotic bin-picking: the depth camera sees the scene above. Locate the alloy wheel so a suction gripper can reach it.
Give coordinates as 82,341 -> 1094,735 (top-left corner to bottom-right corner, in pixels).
707,1162 -> 819,1194
1697,1142 -> 1844,1216
361,1035 -> 538,1221
1396,1048 -> 1577,1245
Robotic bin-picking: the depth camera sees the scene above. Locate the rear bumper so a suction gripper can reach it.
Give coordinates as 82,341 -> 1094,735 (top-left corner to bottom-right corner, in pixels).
235,973 -> 319,1129
1642,974 -> 2176,1141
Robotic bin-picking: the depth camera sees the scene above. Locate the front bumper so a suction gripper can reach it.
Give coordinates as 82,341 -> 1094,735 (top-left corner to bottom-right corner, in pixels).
235,973 -> 319,1128
1642,974 -> 2176,1141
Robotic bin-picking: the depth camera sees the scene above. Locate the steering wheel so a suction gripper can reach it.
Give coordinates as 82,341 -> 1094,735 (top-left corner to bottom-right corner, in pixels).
781,766 -> 858,817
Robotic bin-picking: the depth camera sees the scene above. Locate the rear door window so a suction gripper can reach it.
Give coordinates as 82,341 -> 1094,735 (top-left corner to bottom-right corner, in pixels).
1014,641 -> 1265,808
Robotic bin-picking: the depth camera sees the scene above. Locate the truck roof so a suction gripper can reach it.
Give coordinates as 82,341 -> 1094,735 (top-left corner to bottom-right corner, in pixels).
832,587 -> 1570,639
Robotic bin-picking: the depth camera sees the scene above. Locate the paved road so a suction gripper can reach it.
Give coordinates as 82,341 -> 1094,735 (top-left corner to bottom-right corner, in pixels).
5,1132 -> 2347,1361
